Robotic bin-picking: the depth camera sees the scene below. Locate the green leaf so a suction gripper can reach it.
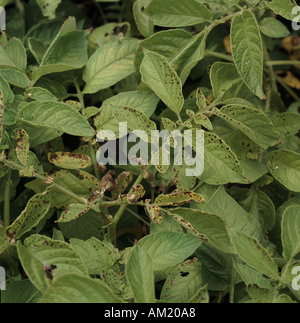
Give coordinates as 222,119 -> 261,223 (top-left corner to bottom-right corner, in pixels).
99,90 -> 159,118
138,231 -> 202,271
145,0 -> 212,27
202,132 -> 246,185
38,274 -> 123,303
150,210 -> 183,234
17,235 -> 88,292
135,28 -> 207,83
126,245 -> 155,303
7,149 -> 43,177
239,188 -> 276,232
0,0 -> 9,6
6,188 -> 51,239
28,38 -> 48,65
133,0 -> 154,38
32,30 -> 88,83
35,78 -> 68,100
231,11 -> 264,99
167,208 -> 234,254
26,170 -> 101,208
160,259 -> 205,303
83,40 -> 139,94
281,205 -> 300,260
56,204 -> 91,223
140,50 -> 184,116
94,91 -> 159,132
188,285 -> 209,303
36,0 -> 61,19
25,87 -> 58,101
212,105 -> 278,149
210,62 -> 258,103
17,242 -> 52,292
0,74 -> 14,105
267,150 -> 300,193
194,244 -> 233,291
271,112 -> 300,138
225,130 -> 262,160
267,0 -> 297,21
1,280 -> 42,304
171,30 -> 208,83
135,29 -> 193,74
203,186 -> 266,244
0,69 -> 29,88
229,229 -> 279,279
88,22 -> 131,52
70,238 -> 120,275
103,106 -> 157,139
15,122 -> 62,148
196,88 -> 207,111
58,210 -> 105,241
235,263 -> 273,290
259,17 -> 290,38
0,38 -> 27,71
246,284 -> 275,303
19,101 -> 95,137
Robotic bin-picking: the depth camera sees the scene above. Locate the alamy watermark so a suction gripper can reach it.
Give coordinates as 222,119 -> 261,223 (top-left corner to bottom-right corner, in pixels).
96,122 -> 205,177
0,7 -> 6,31
0,266 -> 5,290
292,266 -> 300,291
292,6 -> 300,31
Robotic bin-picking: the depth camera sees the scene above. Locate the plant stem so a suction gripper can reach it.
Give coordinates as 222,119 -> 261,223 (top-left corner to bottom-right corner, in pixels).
15,0 -> 24,14
263,43 -> 278,93
110,166 -> 151,245
206,7 -> 259,33
114,169 -> 147,224
229,255 -> 236,304
127,207 -> 150,226
275,75 -> 300,102
193,181 -> 204,192
265,88 -> 272,115
102,196 -> 150,226
4,169 -> 11,228
267,60 -> 300,66
89,142 -> 101,180
75,80 -> 101,180
92,0 -> 107,24
205,50 -> 234,62
0,158 -> 88,205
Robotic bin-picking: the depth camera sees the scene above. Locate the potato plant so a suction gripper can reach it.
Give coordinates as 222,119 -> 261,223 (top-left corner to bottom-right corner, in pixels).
0,0 -> 300,304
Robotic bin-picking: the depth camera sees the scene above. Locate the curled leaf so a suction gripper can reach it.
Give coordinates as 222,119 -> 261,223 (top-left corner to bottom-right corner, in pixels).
155,191 -> 204,206
127,184 -> 146,204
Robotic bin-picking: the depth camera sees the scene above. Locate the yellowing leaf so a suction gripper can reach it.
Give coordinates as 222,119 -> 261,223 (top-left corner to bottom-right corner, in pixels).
13,129 -> 29,166
155,191 -> 204,206
278,71 -> 300,90
146,203 -> 162,223
224,34 -> 232,54
282,36 -> 300,69
48,152 -> 91,170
